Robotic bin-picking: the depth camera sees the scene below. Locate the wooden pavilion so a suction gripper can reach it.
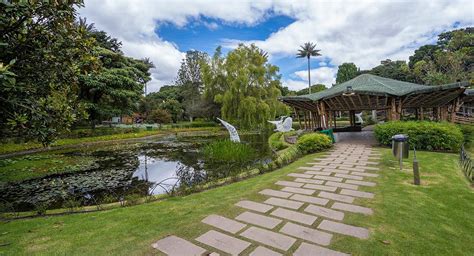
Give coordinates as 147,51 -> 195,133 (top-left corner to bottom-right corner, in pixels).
280,74 -> 470,130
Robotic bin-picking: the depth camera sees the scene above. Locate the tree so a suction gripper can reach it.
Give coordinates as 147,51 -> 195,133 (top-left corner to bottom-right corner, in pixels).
408,45 -> 439,68
367,60 -> 415,82
296,84 -> 327,95
202,44 -> 288,129
297,42 -> 321,94
0,1 -> 93,146
409,27 -> 473,85
77,22 -> 153,127
176,50 -> 209,121
147,109 -> 171,124
336,63 -> 358,84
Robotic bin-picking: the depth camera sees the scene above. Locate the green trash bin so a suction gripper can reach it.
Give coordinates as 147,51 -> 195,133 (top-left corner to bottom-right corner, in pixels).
146,125 -> 153,131
320,129 -> 335,143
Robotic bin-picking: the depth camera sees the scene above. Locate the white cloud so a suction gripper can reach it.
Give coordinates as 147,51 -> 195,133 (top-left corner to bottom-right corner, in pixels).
79,0 -> 473,92
246,0 -> 473,69
286,67 -> 337,90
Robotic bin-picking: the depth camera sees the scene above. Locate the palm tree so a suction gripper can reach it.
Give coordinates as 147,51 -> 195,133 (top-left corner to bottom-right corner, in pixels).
297,42 -> 321,94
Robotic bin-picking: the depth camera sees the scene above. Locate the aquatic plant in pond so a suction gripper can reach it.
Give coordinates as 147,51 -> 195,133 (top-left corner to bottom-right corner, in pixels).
0,133 -> 270,212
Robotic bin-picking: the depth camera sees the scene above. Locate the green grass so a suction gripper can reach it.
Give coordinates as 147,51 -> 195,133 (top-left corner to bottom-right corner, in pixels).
0,127 -> 220,155
1,149 -> 473,255
0,154 -> 96,183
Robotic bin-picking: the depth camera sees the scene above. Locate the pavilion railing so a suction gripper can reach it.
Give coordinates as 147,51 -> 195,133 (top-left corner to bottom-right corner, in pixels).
454,114 -> 474,125
459,144 -> 473,183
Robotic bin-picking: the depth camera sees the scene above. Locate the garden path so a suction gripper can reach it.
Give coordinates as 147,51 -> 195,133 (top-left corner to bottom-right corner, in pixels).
152,144 -> 381,255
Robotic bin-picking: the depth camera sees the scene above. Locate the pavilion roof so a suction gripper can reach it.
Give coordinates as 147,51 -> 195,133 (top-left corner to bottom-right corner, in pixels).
281,74 -> 469,102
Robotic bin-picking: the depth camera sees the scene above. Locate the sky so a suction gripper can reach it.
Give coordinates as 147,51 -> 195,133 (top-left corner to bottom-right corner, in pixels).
79,0 -> 473,93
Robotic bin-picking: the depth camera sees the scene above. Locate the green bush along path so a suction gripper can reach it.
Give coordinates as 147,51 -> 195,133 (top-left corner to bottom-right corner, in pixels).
1,147 -> 472,255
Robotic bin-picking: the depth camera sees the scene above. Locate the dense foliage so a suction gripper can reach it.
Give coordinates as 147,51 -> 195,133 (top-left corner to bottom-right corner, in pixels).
202,45 -> 289,129
296,133 -> 333,154
374,121 -> 463,151
0,2 -> 153,145
0,1 -> 91,146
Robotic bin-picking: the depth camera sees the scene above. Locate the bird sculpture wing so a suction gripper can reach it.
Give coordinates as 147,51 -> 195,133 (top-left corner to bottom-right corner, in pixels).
217,118 -> 241,142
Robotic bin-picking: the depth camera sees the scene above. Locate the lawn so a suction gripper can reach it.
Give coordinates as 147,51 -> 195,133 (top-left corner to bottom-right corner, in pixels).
0,148 -> 472,255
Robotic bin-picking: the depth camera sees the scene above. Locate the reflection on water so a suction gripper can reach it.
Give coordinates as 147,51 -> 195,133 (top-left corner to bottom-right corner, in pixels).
132,155 -> 181,195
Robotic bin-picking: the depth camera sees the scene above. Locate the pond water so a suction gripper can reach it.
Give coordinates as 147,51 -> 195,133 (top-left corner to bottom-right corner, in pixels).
0,133 -> 271,211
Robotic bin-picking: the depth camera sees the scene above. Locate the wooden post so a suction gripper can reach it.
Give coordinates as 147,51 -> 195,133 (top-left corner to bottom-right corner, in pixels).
295,108 -> 302,129
334,111 -> 337,128
420,107 -> 424,120
303,111 -> 307,130
415,108 -> 419,120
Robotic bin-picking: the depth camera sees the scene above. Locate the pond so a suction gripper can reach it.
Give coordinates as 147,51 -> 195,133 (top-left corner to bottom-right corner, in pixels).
0,133 -> 271,212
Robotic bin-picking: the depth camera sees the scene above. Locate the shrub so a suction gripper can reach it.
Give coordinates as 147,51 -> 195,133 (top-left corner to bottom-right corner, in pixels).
296,133 -> 333,154
374,121 -> 463,151
147,109 -> 172,124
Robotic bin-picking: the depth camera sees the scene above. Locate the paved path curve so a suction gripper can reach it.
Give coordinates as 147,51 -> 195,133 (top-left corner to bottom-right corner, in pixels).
152,143 -> 381,255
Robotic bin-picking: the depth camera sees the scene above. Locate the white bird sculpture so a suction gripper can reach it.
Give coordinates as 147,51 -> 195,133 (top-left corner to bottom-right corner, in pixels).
217,118 -> 240,142
268,116 -> 294,132
355,112 -> 364,124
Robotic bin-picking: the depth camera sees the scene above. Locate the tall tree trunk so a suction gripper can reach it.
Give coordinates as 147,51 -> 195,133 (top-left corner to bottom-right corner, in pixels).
307,56 -> 311,94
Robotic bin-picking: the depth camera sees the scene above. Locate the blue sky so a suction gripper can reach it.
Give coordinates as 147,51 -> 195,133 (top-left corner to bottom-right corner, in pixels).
156,15 -> 332,84
80,0 -> 473,93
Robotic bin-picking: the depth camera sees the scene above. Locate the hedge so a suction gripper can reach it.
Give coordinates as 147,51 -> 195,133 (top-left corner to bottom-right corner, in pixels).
374,121 -> 463,151
296,133 -> 333,154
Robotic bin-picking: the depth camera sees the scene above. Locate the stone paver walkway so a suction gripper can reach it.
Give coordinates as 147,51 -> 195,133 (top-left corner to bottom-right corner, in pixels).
152,143 -> 381,255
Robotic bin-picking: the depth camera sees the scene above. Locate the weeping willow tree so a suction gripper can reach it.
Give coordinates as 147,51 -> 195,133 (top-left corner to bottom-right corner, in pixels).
202,44 -> 289,129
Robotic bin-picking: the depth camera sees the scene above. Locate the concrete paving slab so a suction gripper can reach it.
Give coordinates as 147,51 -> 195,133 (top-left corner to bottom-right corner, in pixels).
264,197 -> 304,210
318,191 -> 355,203
311,175 -> 344,182
259,189 -> 292,198
289,194 -> 329,206
340,189 -> 374,199
318,220 -> 369,239
294,178 -> 324,185
325,181 -> 359,190
151,235 -> 207,256
331,202 -> 373,215
345,179 -> 376,187
303,170 -> 331,176
320,168 -> 350,174
235,211 -> 282,229
334,173 -> 364,180
275,180 -> 304,188
288,173 -> 313,179
281,186 -> 315,195
302,184 -> 338,192
294,242 -> 349,256
240,226 -> 296,251
201,214 -> 247,234
298,166 -> 323,171
249,246 -> 282,256
304,204 -> 344,221
280,222 -> 332,246
196,230 -> 251,255
270,207 -> 317,225
235,200 -> 273,213
350,171 -> 379,177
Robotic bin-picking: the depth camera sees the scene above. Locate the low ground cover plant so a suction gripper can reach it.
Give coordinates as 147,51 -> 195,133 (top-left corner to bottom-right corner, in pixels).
374,121 -> 463,151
